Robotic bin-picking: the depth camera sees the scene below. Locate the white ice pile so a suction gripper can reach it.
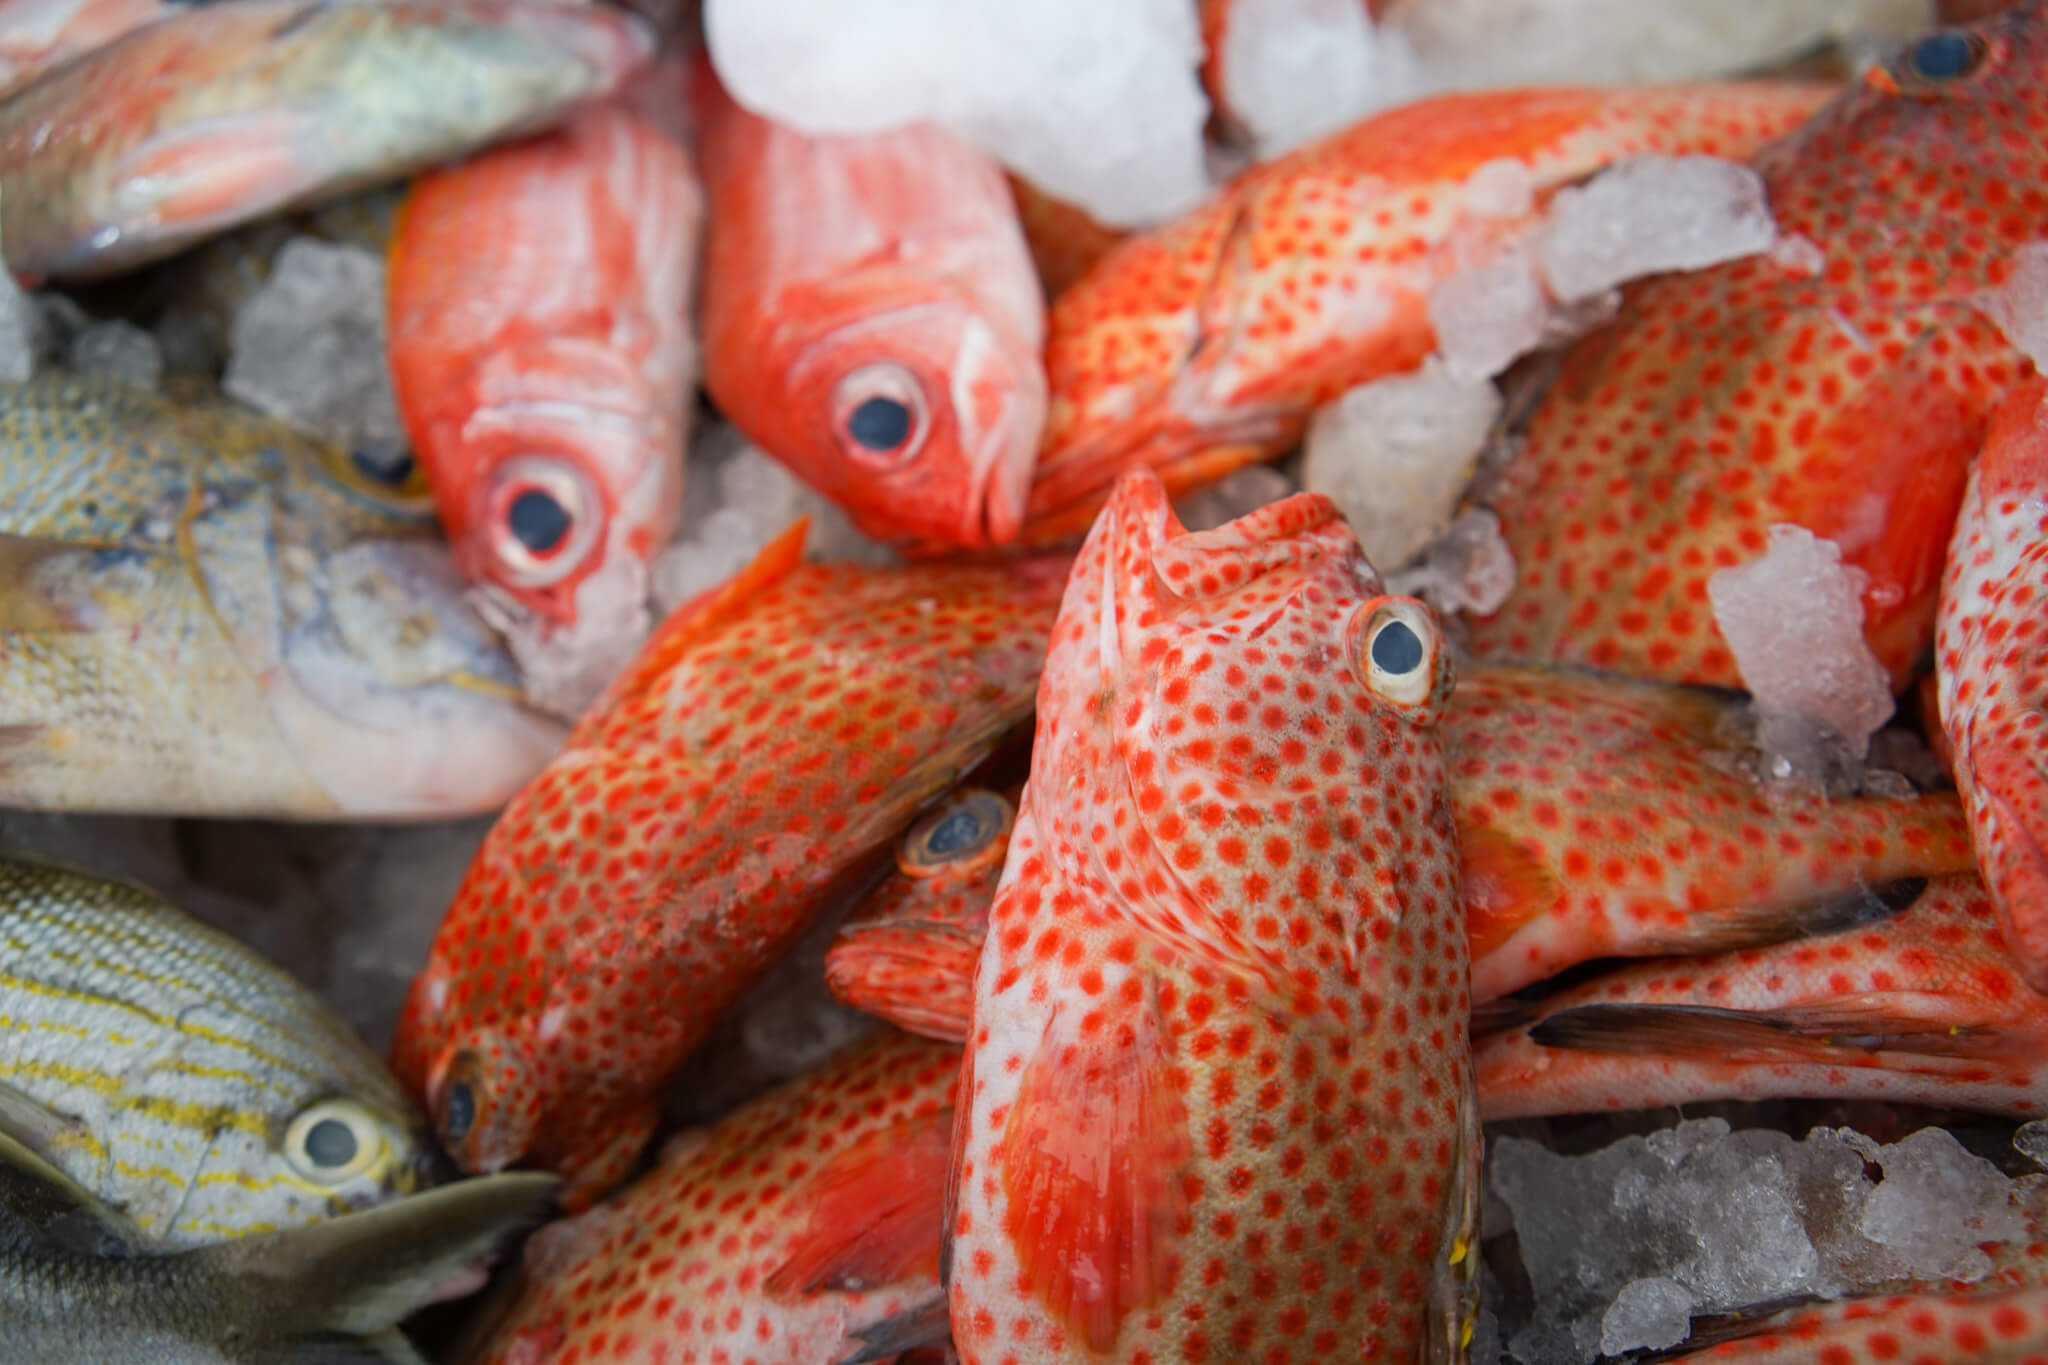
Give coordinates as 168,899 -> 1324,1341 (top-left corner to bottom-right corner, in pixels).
222,237 -> 407,455
703,0 -> 1210,228
1707,524 -> 1896,789
652,421 -> 897,617
1490,1117 -> 2035,1365
1210,0 -> 1426,162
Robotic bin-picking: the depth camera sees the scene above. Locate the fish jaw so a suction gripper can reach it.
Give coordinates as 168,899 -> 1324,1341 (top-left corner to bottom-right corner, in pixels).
721,277 -> 1047,551
1939,377 -> 2048,994
948,469 -> 1478,1362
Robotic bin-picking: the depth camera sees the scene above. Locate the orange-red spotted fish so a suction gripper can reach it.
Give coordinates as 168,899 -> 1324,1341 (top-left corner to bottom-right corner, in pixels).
1473,873 -> 2048,1122
465,1029 -> 959,1365
691,59 -> 1048,552
1938,375 -> 2048,993
826,666 -> 1975,1045
945,470 -> 1481,1363
390,523 -> 1068,1212
825,787 -> 1017,1044
1468,8 -> 2048,688
1655,1286 -> 2048,1364
0,0 -> 654,282
387,90 -> 702,718
1020,80 -> 1834,545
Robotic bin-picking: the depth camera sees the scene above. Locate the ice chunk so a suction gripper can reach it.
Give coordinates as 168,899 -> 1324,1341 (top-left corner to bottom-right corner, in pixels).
1856,1126 -> 2027,1281
703,0 -> 1211,228
222,237 -> 406,452
1599,1277 -> 1694,1356
471,553 -> 652,725
1428,242 -> 1550,381
1708,524 -> 1895,787
1302,358 -> 1502,569
68,319 -> 162,390
653,423 -> 896,617
1388,508 -> 1517,614
1174,463 -> 1296,531
1982,240 -> 2048,373
1540,156 -> 1777,302
0,269 -> 37,382
1213,0 -> 1427,161
2021,1121 -> 2048,1171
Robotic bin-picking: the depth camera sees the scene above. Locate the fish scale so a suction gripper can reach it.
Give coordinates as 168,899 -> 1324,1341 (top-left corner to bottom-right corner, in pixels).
1469,3 -> 2048,688
0,856 -> 428,1249
946,471 -> 1478,1364
390,524 -> 1069,1213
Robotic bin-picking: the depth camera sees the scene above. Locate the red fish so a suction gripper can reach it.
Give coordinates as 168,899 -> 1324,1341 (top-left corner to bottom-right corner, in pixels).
824,786 -> 1016,1045
945,471 -> 1481,1363
824,666 -> 1973,1043
386,92 -> 701,715
0,0 -> 179,96
0,0 -> 654,282
691,59 -> 1048,552
1659,1286 -> 2048,1364
1473,873 -> 2048,1121
389,523 -> 1068,1212
1019,80 -> 1835,546
465,1029 -> 958,1365
1468,8 -> 2048,689
1937,375 -> 2048,993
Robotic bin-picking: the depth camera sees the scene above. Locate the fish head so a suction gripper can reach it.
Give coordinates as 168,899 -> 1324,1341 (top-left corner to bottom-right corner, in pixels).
426,337 -> 686,631
756,268 -> 1046,550
262,1091 -> 436,1218
406,1021 -> 543,1178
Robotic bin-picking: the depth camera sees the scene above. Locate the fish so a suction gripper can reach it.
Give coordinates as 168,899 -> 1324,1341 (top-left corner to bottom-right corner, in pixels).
1005,173 -> 1125,300
0,1122 -> 560,1365
0,0 -> 654,282
824,786 -> 1017,1043
691,58 -> 1049,552
1652,1286 -> 2048,1364
0,373 -> 568,818
944,470 -> 1481,1363
464,1028 -> 958,1365
1018,80 -> 1836,546
390,522 -> 1068,1212
0,0 -> 181,98
1471,872 -> 2048,1122
825,666 -> 1975,1042
1467,7 -> 2048,689
1936,375 -> 2048,993
386,91 -> 702,720
0,854 -> 434,1249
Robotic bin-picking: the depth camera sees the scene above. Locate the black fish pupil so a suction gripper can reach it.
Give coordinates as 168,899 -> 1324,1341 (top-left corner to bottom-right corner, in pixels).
443,1083 -> 476,1143
350,442 -> 415,487
508,489 -> 571,554
846,396 -> 912,452
924,808 -> 983,858
1371,620 -> 1425,675
1910,31 -> 1978,80
304,1117 -> 359,1168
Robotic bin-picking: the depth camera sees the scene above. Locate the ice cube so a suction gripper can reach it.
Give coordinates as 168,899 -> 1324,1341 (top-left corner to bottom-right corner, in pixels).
703,0 -> 1212,228
1428,242 -> 1551,381
68,319 -> 162,390
1599,1277 -> 1695,1356
1540,155 -> 1777,302
0,269 -> 38,382
1211,0 -> 1427,161
1982,240 -> 2048,373
1388,508 -> 1517,614
222,237 -> 407,453
472,553 -> 653,724
1856,1126 -> 2026,1281
1302,358 -> 1502,569
2020,1120 -> 2048,1172
1173,463 -> 1297,531
1707,524 -> 1895,788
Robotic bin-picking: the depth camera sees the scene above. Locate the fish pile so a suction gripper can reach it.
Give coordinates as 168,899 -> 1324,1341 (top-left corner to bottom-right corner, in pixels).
2,0 -> 2048,1362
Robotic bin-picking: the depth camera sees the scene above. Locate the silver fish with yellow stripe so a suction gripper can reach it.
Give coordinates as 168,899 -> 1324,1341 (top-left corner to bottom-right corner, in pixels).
0,853 -> 434,1248
0,373 -> 566,817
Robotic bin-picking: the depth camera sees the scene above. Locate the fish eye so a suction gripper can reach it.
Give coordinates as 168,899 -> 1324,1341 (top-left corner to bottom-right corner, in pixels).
283,1099 -> 386,1185
348,440 -> 423,494
441,1080 -> 477,1146
897,789 -> 1014,877
831,363 -> 930,469
1355,599 -> 1441,707
485,456 -> 604,588
1906,30 -> 1984,81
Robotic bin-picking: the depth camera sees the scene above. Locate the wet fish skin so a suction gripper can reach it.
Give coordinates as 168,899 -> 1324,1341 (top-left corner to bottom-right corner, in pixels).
466,1029 -> 957,1365
0,0 -> 654,281
1472,873 -> 2048,1121
1653,1286 -> 2048,1364
946,471 -> 1480,1363
1469,4 -> 2048,687
0,373 -> 567,818
0,1134 -> 561,1365
0,854 -> 433,1249
0,0 -> 184,98
390,523 -> 1067,1213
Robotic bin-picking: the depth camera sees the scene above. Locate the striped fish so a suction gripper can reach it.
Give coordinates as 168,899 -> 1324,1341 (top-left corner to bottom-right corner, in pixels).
0,854 -> 435,1247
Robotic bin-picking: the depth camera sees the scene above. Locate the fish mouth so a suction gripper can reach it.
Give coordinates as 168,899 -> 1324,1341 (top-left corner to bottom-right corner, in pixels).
951,315 -> 1048,548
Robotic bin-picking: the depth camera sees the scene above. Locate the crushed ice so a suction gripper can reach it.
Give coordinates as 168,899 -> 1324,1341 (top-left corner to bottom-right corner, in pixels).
1539,156 -> 1778,303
